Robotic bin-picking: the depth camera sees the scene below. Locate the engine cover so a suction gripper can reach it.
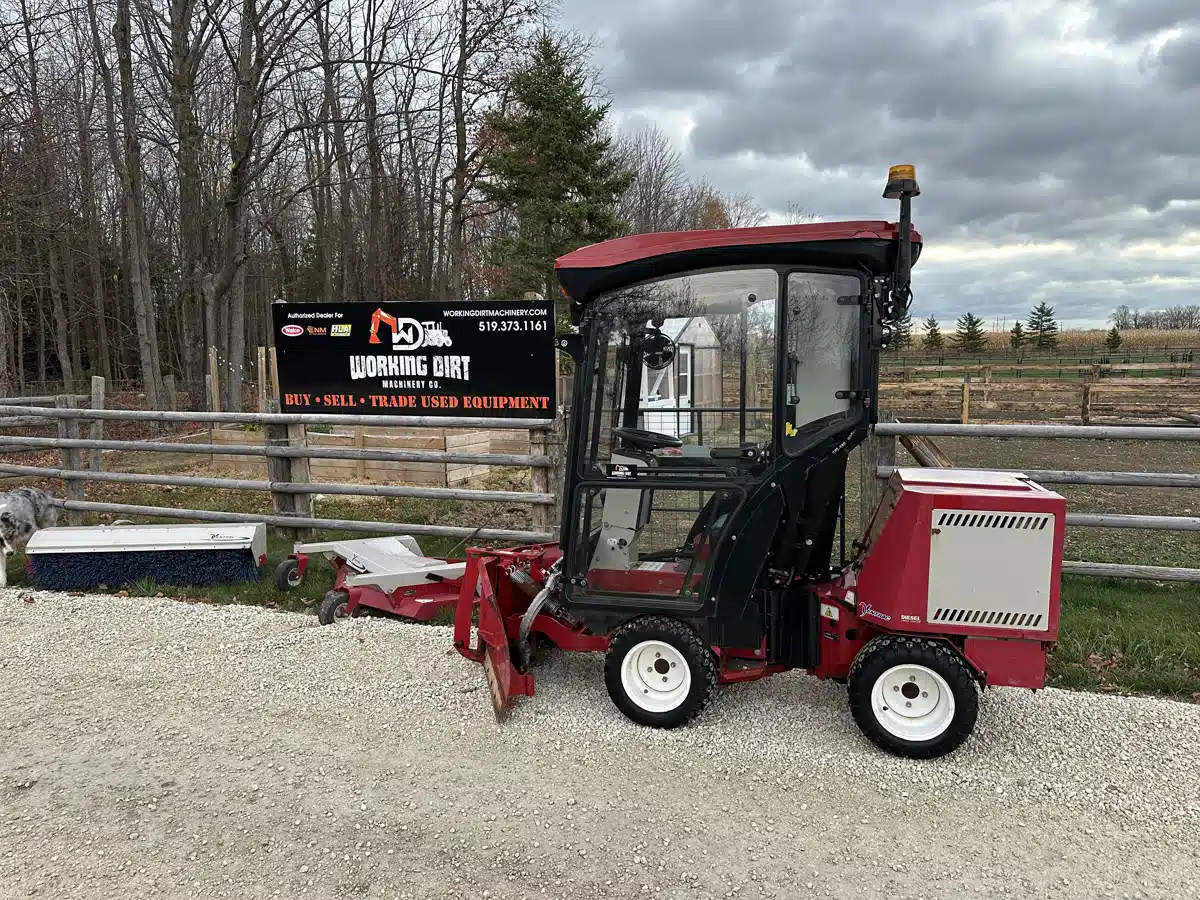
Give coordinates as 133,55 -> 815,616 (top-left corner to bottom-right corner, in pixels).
854,468 -> 1066,643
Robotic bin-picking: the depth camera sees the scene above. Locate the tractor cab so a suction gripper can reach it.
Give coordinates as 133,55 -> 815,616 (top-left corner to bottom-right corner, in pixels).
551,214 -> 920,649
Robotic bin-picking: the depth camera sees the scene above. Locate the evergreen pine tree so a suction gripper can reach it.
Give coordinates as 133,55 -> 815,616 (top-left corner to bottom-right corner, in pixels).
1105,326 -> 1122,352
479,30 -> 635,312
1026,302 -> 1060,350
953,312 -> 987,354
891,310 -> 913,351
1009,321 -> 1025,350
921,316 -> 943,352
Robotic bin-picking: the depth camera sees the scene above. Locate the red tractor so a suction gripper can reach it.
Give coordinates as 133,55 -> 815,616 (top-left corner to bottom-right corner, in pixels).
446,166 -> 1066,758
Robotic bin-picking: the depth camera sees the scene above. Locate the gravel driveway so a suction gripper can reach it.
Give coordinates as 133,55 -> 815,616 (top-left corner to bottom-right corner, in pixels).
1,588 -> 1197,900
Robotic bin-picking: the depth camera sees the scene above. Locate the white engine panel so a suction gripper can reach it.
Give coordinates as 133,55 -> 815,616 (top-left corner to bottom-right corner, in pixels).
927,508 -> 1055,632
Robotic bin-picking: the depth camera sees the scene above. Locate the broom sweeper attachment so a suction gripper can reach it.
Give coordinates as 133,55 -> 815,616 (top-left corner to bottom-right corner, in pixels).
25,522 -> 267,591
452,165 -> 1069,759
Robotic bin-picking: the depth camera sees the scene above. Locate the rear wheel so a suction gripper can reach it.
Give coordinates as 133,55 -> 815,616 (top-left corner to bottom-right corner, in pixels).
604,616 -> 717,729
848,636 -> 979,759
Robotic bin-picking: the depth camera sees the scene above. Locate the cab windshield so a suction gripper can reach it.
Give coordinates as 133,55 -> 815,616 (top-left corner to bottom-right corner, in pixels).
579,267 -> 779,475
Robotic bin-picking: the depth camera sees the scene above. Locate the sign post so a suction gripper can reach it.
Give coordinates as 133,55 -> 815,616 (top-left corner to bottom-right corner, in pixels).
271,299 -> 557,420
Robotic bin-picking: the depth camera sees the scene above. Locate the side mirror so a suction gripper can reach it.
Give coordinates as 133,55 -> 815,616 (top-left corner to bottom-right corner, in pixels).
641,329 -> 676,370
556,332 -> 584,361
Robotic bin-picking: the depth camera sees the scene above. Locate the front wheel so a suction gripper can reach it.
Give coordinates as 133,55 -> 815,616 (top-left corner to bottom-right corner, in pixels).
603,616 -> 717,729
848,636 -> 979,759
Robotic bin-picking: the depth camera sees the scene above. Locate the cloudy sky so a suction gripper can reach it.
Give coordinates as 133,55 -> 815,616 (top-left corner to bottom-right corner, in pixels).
557,0 -> 1199,329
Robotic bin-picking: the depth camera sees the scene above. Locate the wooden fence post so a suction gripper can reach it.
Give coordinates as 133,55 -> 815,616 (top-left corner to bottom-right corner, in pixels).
960,376 -> 971,424
257,346 -> 268,411
56,395 -> 85,525
208,347 -> 221,413
355,426 -> 366,480
530,426 -> 549,535
1081,384 -> 1093,426
264,399 -> 312,542
269,347 -> 280,403
549,412 -> 567,533
89,376 -> 105,473
287,420 -> 314,541
859,411 -> 896,534
162,374 -> 177,412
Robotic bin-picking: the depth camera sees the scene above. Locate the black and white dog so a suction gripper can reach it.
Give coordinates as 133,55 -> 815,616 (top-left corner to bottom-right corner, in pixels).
0,487 -> 57,588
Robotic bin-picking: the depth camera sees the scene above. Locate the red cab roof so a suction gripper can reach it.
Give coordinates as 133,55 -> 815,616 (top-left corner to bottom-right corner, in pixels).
553,219 -> 922,307
555,220 -> 919,270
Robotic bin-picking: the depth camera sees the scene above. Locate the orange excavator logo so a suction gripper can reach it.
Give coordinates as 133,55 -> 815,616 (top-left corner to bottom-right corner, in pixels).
368,309 -> 452,351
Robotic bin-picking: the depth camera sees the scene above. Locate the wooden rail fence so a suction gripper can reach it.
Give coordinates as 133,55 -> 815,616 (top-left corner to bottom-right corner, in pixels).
880,374 -> 1199,425
4,399 -> 1197,583
0,402 -> 564,543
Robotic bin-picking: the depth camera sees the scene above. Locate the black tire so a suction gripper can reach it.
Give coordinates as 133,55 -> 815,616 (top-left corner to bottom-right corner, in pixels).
603,616 -> 717,729
317,590 -> 351,625
848,635 -> 980,760
274,558 -> 303,592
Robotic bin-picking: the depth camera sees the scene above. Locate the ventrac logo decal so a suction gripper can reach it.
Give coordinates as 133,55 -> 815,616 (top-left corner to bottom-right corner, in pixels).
858,602 -> 892,623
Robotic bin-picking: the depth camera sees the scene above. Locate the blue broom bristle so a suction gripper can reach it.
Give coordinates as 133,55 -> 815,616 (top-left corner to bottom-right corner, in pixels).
28,549 -> 262,591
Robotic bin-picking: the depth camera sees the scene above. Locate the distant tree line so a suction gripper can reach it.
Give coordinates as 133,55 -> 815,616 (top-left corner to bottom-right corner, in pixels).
890,302 -> 1063,354
1108,305 -> 1200,331
0,2 -> 767,406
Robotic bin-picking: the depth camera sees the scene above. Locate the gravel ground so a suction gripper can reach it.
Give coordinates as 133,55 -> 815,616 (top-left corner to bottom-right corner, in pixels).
1,588 -> 1198,900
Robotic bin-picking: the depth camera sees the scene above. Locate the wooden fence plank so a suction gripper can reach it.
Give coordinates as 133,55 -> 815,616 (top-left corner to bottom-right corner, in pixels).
0,463 -> 553,503
49,498 -> 552,543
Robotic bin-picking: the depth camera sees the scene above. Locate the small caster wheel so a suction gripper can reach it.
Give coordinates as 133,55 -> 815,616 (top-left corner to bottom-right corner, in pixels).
274,558 -> 303,592
317,590 -> 352,625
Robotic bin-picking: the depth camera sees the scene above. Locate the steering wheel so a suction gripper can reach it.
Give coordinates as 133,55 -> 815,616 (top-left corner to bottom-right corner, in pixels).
612,427 -> 683,450
641,329 -> 676,370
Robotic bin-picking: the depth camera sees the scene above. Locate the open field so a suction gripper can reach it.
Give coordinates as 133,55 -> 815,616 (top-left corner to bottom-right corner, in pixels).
888,328 -> 1200,356
0,589 -> 1197,900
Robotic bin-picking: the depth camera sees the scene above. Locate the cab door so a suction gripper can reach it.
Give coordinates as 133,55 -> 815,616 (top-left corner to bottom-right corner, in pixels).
559,267 -> 782,627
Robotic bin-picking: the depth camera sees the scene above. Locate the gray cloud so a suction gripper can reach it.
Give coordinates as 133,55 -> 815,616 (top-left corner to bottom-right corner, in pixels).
1094,0 -> 1200,39
560,0 -> 1200,327
1157,27 -> 1200,88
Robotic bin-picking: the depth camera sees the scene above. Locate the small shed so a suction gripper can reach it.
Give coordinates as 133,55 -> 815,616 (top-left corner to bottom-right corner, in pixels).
640,316 -> 722,438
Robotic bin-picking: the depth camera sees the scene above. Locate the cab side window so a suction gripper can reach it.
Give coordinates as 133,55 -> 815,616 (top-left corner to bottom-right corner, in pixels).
783,272 -> 862,450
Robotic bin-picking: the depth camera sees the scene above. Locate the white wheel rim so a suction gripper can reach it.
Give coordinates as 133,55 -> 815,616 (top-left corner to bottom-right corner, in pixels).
620,639 -> 692,713
871,663 -> 956,742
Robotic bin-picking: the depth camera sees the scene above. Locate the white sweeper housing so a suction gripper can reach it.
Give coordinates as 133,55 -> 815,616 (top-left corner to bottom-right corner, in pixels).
25,522 -> 268,591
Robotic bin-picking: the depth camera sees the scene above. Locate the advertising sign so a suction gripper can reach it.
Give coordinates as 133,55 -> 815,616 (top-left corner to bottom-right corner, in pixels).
271,300 -> 556,419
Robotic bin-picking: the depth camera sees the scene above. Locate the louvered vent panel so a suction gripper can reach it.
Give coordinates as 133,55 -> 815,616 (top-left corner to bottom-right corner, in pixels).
927,508 -> 1055,632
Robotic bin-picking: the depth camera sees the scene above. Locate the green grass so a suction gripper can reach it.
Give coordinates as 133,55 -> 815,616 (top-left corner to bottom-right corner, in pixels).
1049,577 -> 1200,699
